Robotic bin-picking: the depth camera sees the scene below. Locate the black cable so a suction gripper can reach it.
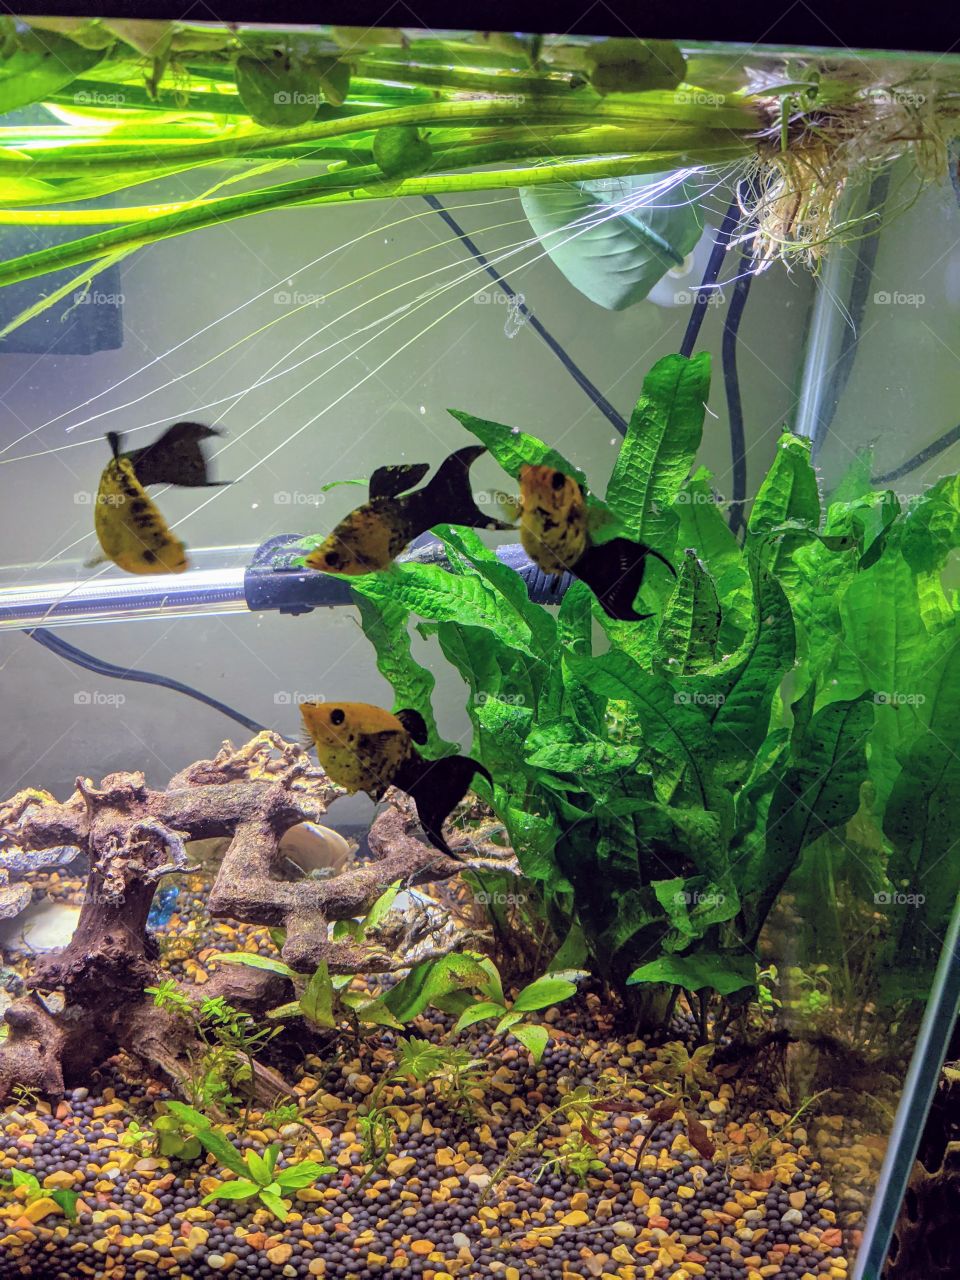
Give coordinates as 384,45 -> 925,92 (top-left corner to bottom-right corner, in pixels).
422,193 -> 630,436
29,628 -> 266,734
723,244 -> 755,538
679,192 -> 742,359
872,424 -> 960,485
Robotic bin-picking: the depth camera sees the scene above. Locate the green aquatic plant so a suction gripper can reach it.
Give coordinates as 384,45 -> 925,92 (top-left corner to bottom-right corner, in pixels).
347,348 -> 960,1032
452,965 -> 578,1064
145,981 -> 280,1119
0,1168 -> 79,1221
165,1101 -> 334,1222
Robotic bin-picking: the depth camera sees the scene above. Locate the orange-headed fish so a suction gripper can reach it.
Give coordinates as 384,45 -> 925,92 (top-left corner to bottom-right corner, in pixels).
300,700 -> 492,859
305,445 -> 512,575
91,422 -> 229,575
517,463 -> 675,620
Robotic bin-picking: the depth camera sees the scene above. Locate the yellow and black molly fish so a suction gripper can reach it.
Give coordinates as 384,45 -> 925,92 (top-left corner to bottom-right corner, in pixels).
299,699 -> 492,859
305,445 -> 513,575
517,463 -> 676,620
91,422 -> 229,575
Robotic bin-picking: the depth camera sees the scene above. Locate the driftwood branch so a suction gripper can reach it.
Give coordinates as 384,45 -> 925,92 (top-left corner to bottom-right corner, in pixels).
0,732 -> 480,1100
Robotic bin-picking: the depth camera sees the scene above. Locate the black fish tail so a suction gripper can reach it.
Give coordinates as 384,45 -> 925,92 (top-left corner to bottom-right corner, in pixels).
574,537 -> 676,621
394,751 -> 493,858
417,445 -> 513,534
121,422 -> 229,488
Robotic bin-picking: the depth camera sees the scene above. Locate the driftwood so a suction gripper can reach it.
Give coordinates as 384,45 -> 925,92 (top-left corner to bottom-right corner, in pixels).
0,732 -> 469,1101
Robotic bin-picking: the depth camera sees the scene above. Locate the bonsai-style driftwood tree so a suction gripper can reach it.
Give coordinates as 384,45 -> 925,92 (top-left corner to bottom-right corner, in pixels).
0,731 -> 470,1101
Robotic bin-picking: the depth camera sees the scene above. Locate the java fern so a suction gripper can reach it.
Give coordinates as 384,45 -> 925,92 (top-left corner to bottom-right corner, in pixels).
348,352 -> 960,1026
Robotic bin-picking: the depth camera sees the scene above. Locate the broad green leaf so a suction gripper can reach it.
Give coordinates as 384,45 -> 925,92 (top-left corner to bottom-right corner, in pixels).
373,124 -> 432,177
301,962 -> 336,1029
743,694 -> 874,942
275,1161 -> 334,1190
901,475 -> 960,573
258,1189 -> 289,1221
209,952 -> 297,979
440,525 -> 557,656
605,352 -> 710,544
674,467 -> 751,645
202,1179 -> 260,1204
382,953 -> 490,1022
657,549 -> 721,674
11,1169 -> 40,1191
748,433 -> 821,533
627,950 -> 756,995
245,1149 -> 272,1186
49,1189 -> 79,1220
519,172 -> 702,311
0,27 -> 105,113
453,1000 -> 506,1033
652,876 -> 739,951
883,622 -> 960,938
352,563 -> 531,651
686,564 -> 795,779
476,956 -> 505,1004
353,592 -> 452,755
568,649 -> 716,806
512,976 -> 578,1011
511,1022 -> 550,1063
494,1011 -> 525,1035
360,883 -> 402,934
525,725 -> 639,775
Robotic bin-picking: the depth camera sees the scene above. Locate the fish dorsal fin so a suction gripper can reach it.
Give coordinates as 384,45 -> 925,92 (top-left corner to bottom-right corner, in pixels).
369,462 -> 431,500
395,708 -> 428,744
123,421 -> 228,489
106,431 -> 123,460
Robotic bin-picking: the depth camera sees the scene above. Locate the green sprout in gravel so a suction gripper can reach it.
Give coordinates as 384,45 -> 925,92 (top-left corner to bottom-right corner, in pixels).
0,1168 -> 79,1221
165,1102 -> 334,1222
452,964 -> 578,1063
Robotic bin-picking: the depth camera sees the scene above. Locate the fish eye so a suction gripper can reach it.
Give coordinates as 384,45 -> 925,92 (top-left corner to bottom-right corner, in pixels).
324,551 -> 341,567
550,471 -> 566,491
330,708 -> 345,726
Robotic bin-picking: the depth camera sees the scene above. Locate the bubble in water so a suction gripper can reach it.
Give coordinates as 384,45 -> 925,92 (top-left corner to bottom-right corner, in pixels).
419,405 -> 426,415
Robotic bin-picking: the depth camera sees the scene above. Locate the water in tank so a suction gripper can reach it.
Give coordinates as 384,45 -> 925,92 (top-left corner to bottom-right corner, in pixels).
0,17 -> 957,1280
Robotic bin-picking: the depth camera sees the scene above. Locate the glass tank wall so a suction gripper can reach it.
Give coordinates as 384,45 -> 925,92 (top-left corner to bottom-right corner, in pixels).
0,18 -> 958,1280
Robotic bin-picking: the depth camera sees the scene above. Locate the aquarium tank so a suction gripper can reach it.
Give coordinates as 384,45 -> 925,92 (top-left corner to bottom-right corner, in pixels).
0,13 -> 958,1280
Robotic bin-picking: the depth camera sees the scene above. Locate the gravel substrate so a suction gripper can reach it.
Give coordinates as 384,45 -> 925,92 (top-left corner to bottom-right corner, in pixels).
0,873 -> 882,1280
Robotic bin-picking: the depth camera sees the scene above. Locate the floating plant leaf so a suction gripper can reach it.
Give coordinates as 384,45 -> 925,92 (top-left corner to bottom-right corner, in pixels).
584,38 -> 687,95
372,125 -> 432,178
519,172 -> 702,311
0,25 -> 106,113
235,53 -> 323,127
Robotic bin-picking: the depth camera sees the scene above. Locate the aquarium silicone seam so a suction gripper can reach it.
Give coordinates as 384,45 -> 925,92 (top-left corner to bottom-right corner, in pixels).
28,627 -> 266,735
421,194 -> 630,436
852,887 -> 960,1280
